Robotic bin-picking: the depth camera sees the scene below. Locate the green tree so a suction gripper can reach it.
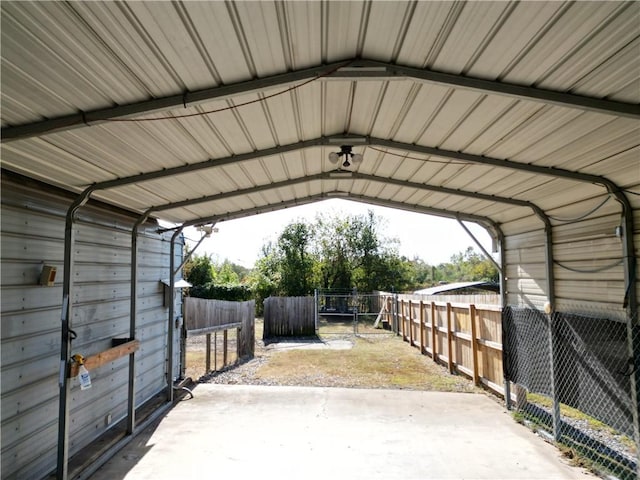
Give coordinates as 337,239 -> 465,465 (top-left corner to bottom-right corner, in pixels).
184,253 -> 216,286
217,260 -> 240,284
435,247 -> 498,283
276,222 -> 316,296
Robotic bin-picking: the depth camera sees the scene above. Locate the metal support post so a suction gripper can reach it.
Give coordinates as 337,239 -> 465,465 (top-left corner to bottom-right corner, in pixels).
548,312 -> 562,442
57,188 -> 96,480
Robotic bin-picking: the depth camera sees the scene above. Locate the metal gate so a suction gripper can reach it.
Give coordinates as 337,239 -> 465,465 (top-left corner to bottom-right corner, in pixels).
314,289 -> 397,335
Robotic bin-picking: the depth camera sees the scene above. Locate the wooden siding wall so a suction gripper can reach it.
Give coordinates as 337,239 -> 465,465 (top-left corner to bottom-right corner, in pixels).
1,173 -> 178,480
263,296 -> 315,338
183,297 -> 255,358
393,296 -> 505,397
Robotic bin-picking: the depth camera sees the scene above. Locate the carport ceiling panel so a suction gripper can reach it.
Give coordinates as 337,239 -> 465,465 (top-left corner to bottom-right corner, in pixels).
380,83 -> 457,145
109,2 -> 240,91
358,1 -> 422,60
394,2 -> 461,66
96,185 -> 173,214
466,203 -> 523,223
427,2 -> 518,75
346,81 -> 448,140
437,95 -> 519,153
597,39 -> 640,102
547,121 -> 640,172
479,107 -> 586,162
505,112 -> 633,168
42,125 -> 200,178
0,140 -> 116,191
591,149 -> 640,190
525,183 -> 616,213
209,90 -> 300,151
322,82 -> 361,134
496,2 -> 635,93
369,152 -> 408,179
222,160 -> 273,190
454,2 -> 561,79
534,10 -> 639,101
281,2 -> 323,67
461,170 -> 552,199
0,2 -> 150,123
278,151 -> 314,180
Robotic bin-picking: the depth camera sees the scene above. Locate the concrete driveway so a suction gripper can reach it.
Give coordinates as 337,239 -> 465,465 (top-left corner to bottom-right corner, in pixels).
90,385 -> 592,480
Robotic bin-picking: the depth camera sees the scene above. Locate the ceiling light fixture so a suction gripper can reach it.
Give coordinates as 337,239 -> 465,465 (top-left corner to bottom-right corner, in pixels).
328,145 -> 363,168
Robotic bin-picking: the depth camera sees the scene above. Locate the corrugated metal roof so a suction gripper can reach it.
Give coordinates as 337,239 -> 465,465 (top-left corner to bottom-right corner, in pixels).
1,0 -> 638,237
415,281 -> 500,296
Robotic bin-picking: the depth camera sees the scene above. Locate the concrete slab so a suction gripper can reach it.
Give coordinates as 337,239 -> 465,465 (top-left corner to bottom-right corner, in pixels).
90,385 -> 593,480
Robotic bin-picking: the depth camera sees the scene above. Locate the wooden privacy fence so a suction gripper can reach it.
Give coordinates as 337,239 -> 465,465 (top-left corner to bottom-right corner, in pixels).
395,297 -> 505,397
184,298 -> 255,369
263,296 -> 315,338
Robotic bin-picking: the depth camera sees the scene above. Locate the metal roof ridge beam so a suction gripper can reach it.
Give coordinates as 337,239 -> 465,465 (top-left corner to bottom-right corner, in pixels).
83,138 -> 328,192
2,62 -> 350,141
343,60 -> 640,119
369,137 -> 634,309
172,191 -> 499,236
5,57 -> 638,142
370,137 -> 621,192
143,170 -> 546,227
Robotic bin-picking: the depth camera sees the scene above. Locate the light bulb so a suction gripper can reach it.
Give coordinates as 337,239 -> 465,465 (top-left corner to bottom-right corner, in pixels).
328,152 -> 339,163
351,153 -> 363,163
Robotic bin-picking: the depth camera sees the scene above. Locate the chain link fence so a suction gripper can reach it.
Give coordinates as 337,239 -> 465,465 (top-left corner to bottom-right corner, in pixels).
503,306 -> 638,479
315,289 -> 394,335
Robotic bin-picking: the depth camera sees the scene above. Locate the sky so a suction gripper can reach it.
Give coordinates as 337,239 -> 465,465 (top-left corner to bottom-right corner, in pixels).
183,199 -> 495,268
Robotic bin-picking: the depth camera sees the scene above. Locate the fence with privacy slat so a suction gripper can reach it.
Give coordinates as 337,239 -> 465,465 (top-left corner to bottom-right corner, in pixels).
184,297 -> 255,359
263,296 -> 315,338
394,297 -> 505,397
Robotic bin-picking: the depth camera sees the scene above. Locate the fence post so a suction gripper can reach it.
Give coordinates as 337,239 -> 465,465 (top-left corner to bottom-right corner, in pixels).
223,330 -> 228,367
408,300 -> 413,346
394,293 -> 399,335
214,332 -> 217,372
419,300 -> 425,354
469,304 -> 479,386
206,333 -> 211,373
314,289 -> 319,331
400,300 -> 405,340
236,327 -> 240,363
446,303 -> 454,374
431,302 -> 437,363
548,312 -> 561,441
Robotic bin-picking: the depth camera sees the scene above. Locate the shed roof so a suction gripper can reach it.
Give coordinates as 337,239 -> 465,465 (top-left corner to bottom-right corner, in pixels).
414,281 -> 500,296
1,1 -> 638,238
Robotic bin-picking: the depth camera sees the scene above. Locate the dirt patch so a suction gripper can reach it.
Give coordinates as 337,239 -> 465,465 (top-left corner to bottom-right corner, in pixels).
264,338 -> 354,351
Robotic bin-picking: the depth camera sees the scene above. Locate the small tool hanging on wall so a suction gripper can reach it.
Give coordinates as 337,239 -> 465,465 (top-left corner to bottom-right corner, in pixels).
71,354 -> 92,390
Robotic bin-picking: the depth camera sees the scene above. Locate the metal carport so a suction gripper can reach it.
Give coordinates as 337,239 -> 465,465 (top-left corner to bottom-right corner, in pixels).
1,2 -> 638,479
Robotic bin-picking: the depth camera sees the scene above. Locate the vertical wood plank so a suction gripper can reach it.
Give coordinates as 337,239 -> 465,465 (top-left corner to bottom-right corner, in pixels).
214,332 -> 217,372
470,304 -> 480,386
408,300 -> 414,346
419,300 -> 425,354
206,333 -> 211,373
223,329 -> 228,366
446,302 -> 454,374
400,300 -> 406,341
431,302 -> 437,363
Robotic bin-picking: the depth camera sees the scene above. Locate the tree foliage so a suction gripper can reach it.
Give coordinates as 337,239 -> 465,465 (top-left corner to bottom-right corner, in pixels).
183,212 -> 499,309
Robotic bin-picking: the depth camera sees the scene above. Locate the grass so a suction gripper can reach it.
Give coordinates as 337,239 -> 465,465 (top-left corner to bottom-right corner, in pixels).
254,331 -> 476,392
186,318 -> 477,392
526,392 -> 636,452
519,392 -> 637,479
